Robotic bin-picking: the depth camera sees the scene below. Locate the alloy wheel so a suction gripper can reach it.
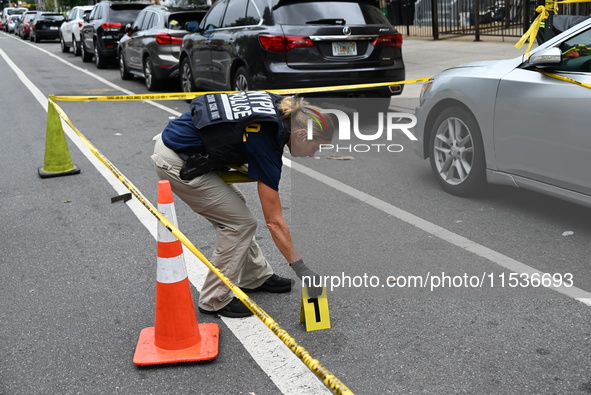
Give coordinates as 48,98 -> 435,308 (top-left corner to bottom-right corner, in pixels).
432,116 -> 474,186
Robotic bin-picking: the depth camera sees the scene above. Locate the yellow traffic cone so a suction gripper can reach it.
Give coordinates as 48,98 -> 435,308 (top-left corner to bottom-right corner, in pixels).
38,96 -> 80,178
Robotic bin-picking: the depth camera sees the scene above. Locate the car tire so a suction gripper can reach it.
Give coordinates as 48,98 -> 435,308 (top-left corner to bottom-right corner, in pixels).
232,66 -> 250,91
73,35 -> 81,56
119,51 -> 133,80
180,57 -> 196,98
60,33 -> 70,53
144,56 -> 161,91
428,106 -> 486,196
34,33 -> 40,43
81,40 -> 93,63
94,41 -> 108,69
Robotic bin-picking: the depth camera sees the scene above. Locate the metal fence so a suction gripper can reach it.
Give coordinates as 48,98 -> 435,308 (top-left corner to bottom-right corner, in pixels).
386,0 -> 591,39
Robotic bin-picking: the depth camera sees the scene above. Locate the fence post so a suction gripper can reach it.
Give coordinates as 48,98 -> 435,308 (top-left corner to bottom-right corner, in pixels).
474,0 -> 481,41
431,0 -> 439,39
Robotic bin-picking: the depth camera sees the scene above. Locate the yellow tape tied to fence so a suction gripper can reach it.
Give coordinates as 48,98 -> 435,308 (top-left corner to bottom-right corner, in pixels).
515,0 -> 591,57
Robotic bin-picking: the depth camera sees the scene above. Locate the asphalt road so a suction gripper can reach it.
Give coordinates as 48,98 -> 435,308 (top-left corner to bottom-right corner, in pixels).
1,31 -> 591,395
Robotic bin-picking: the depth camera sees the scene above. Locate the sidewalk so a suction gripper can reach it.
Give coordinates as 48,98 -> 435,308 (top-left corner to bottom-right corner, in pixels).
392,35 -> 528,110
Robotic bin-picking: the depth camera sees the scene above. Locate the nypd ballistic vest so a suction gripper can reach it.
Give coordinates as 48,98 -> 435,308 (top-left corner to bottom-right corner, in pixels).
190,91 -> 285,164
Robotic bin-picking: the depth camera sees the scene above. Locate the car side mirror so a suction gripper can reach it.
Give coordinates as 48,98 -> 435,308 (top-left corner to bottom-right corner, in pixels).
529,47 -> 562,67
184,21 -> 200,33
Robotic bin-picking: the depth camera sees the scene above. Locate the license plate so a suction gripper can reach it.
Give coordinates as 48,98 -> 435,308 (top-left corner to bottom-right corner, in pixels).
50,26 -> 58,30
332,41 -> 357,56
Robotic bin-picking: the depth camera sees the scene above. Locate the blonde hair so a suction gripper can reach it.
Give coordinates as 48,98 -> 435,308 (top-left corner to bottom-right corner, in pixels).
277,96 -> 334,142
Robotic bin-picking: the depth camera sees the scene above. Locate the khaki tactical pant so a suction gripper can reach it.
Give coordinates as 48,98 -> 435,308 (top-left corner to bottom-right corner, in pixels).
151,135 -> 273,311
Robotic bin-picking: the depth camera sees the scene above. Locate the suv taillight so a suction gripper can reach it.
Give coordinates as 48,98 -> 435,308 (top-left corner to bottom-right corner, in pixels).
372,33 -> 403,50
155,32 -> 183,45
101,22 -> 122,32
259,35 -> 314,53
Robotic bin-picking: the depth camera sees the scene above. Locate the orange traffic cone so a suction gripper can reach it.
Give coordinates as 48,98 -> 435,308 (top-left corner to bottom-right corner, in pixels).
133,180 -> 219,366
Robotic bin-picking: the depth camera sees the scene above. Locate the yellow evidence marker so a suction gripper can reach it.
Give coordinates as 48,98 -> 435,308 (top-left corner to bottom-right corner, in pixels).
300,286 -> 331,331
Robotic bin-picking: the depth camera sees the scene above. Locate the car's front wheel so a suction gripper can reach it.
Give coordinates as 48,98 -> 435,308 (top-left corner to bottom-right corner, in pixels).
81,39 -> 93,62
119,51 -> 133,80
73,35 -> 81,56
180,57 -> 196,100
60,33 -> 69,53
428,106 -> 486,196
94,41 -> 108,69
144,56 -> 161,91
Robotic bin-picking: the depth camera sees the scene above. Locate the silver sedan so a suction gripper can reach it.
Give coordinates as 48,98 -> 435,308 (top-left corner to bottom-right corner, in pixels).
414,18 -> 591,208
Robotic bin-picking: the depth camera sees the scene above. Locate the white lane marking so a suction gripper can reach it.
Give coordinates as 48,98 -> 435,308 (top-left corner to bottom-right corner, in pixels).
285,157 -> 591,304
0,46 -> 331,395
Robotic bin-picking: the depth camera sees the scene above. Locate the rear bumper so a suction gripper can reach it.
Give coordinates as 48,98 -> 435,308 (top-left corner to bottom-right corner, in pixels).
254,62 -> 406,96
153,53 -> 180,80
36,30 -> 60,39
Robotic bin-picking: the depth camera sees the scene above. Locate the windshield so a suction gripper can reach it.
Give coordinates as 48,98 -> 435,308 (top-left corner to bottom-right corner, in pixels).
7,8 -> 27,16
110,7 -> 145,23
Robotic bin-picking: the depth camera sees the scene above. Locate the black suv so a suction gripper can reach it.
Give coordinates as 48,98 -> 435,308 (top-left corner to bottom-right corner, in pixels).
80,1 -> 152,68
179,0 -> 405,110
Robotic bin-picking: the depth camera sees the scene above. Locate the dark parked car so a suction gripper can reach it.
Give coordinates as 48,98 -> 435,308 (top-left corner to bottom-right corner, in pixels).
30,12 -> 65,43
80,1 -> 152,68
118,4 -> 208,90
18,11 -> 37,40
179,0 -> 405,111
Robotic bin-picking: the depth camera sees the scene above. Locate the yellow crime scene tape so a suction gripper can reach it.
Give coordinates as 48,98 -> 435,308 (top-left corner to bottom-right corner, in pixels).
49,76 -> 431,392
516,0 -> 591,57
49,95 -> 355,395
514,0 -> 591,90
539,69 -> 591,88
53,77 -> 433,102
49,76 -> 432,393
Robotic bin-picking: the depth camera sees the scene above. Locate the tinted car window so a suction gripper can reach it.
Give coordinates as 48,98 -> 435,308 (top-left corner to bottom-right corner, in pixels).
222,0 -> 248,27
40,14 -> 64,21
558,28 -> 591,72
273,1 -> 390,25
245,0 -> 261,25
202,0 -> 227,29
168,11 -> 207,29
110,5 -> 147,23
140,12 -> 154,29
133,11 -> 147,30
147,12 -> 159,29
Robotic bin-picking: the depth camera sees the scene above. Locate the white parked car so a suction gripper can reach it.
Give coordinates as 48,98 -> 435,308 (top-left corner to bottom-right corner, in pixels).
60,5 -> 93,56
7,15 -> 20,33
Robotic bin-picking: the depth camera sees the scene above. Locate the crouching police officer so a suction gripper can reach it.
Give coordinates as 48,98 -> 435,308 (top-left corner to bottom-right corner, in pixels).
151,90 -> 334,318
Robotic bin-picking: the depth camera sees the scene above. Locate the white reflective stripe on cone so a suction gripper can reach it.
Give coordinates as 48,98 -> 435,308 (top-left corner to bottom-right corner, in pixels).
156,254 -> 188,284
158,202 -> 179,243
